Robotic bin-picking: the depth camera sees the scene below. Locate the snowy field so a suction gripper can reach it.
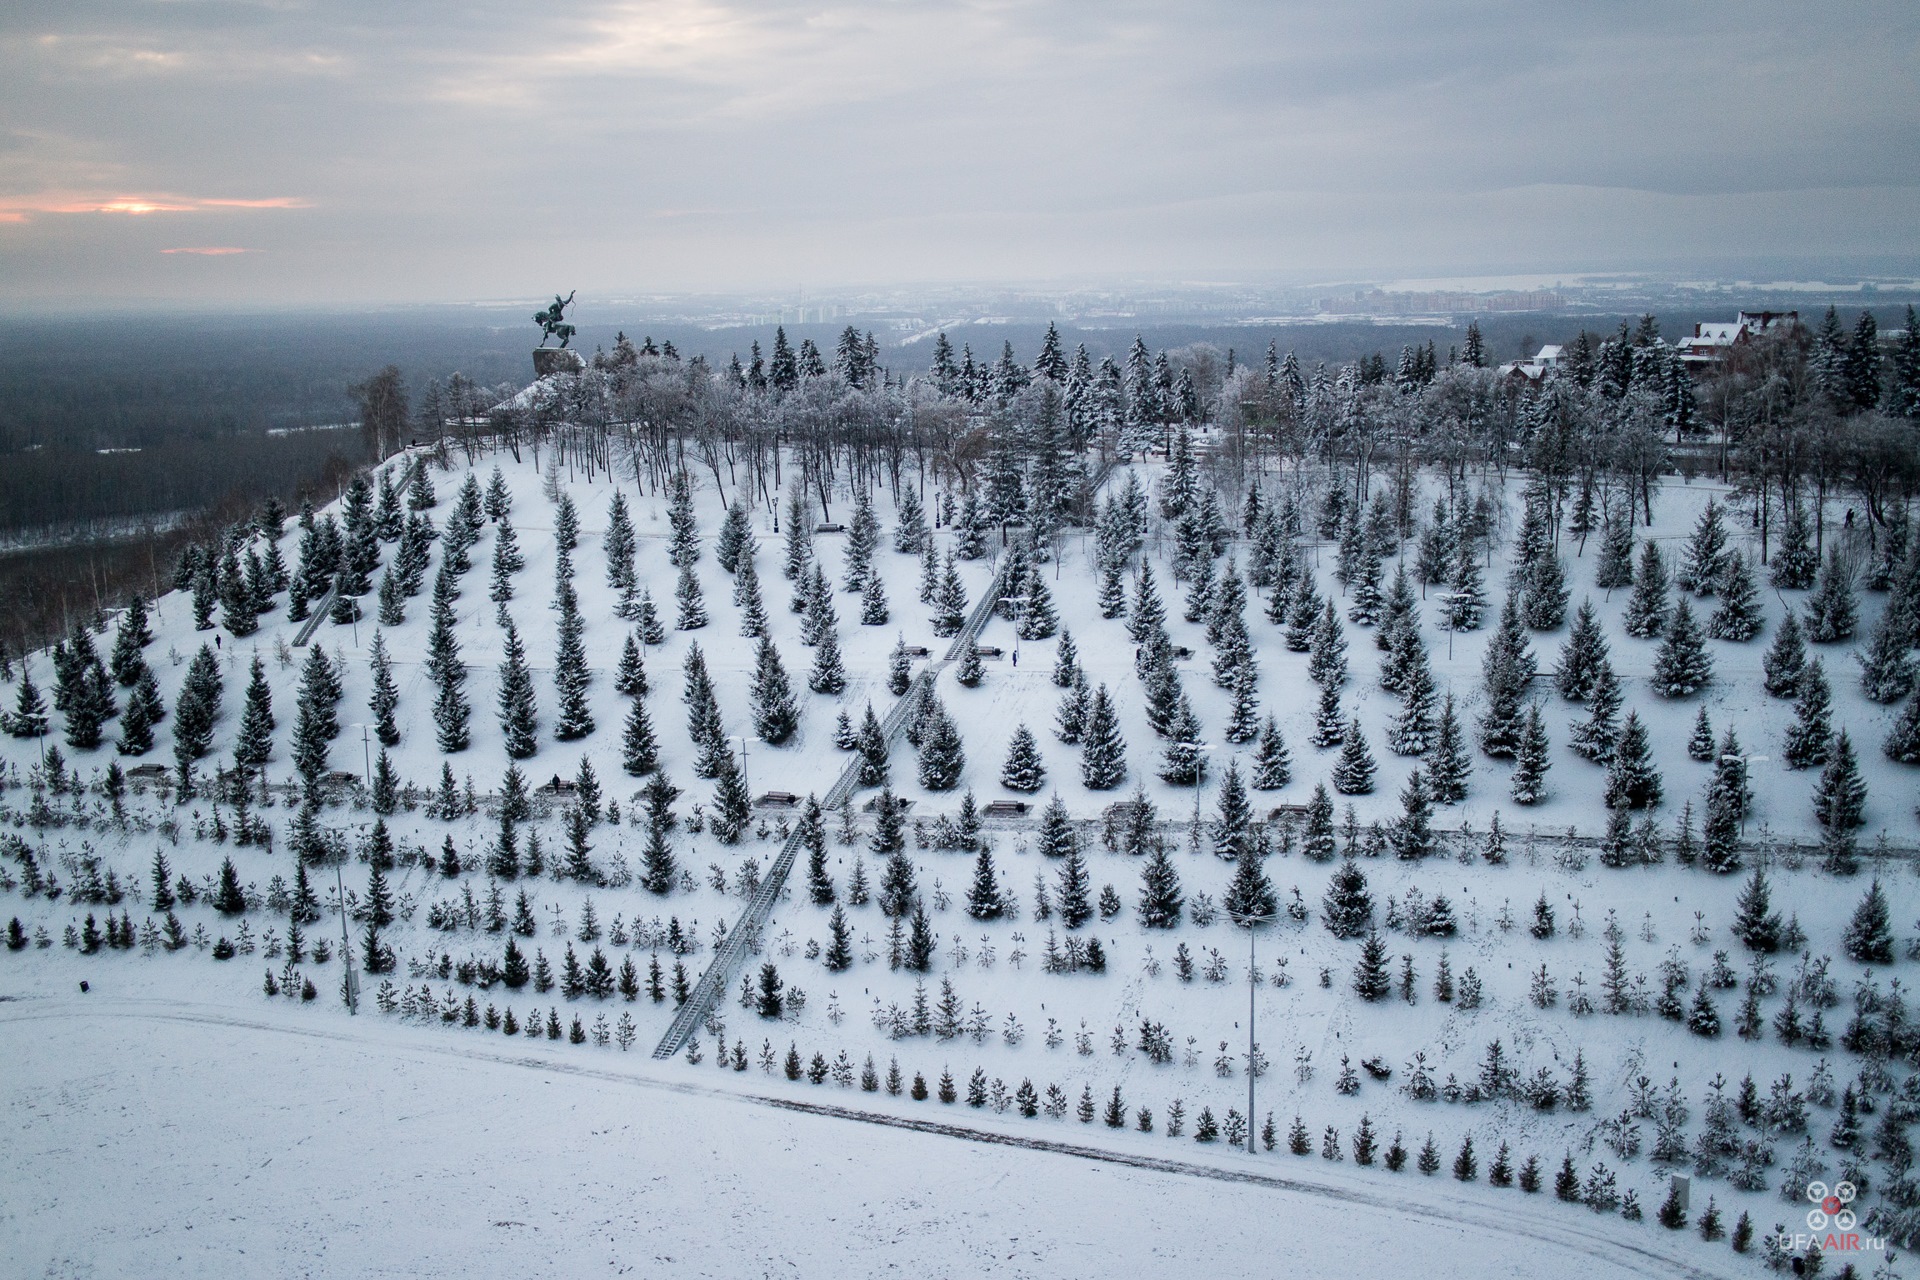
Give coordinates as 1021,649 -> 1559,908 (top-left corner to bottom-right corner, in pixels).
1,437 -> 1916,1277
3,994 -> 1745,1280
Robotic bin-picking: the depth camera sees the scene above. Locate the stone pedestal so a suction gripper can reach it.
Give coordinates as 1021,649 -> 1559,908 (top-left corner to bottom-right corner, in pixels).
533,347 -> 586,378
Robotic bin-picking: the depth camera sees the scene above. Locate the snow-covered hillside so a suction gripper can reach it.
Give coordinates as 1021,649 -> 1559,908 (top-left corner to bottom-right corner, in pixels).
2,434 -> 1916,1278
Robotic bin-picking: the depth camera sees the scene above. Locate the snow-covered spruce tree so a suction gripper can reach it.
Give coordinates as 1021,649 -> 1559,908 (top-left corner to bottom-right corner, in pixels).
1678,499 -> 1729,596
496,619 -> 539,759
749,634 -> 798,745
736,552 -> 769,638
1762,611 -> 1806,697
621,694 -> 658,776
1707,552 -> 1764,642
553,582 -> 594,740
1353,932 -> 1392,1001
855,703 -> 889,787
1054,668 -> 1089,744
606,491 -> 639,594
807,625 -> 847,695
1524,548 -> 1569,632
954,640 -> 985,688
1622,540 -> 1670,638
1137,840 -> 1184,928
1886,692 -> 1920,764
234,654 -> 274,769
635,589 -> 666,644
1128,560 -> 1166,645
116,670 -> 158,754
1782,658 -> 1832,768
1442,540 -> 1487,632
860,573 -> 890,626
1250,714 -> 1292,789
614,633 -> 648,698
1300,782 -> 1338,861
1035,792 -> 1077,860
1771,491 -> 1818,589
674,562 -> 708,632
1079,684 -> 1127,790
1057,840 -> 1093,928
1858,606 -> 1917,703
1842,880 -> 1895,964
366,631 -> 400,746
639,774 -> 679,894
1604,711 -> 1662,809
1000,724 -> 1046,792
1157,694 -> 1204,786
1509,706 -> 1550,805
1426,694 -> 1470,803
710,749 -> 751,845
1569,659 -> 1622,763
1224,827 -> 1277,926
1687,705 -> 1716,762
781,481 -> 813,580
917,700 -> 965,791
1308,600 -> 1349,691
489,515 -> 524,613
666,471 -> 700,567
1390,767 -> 1436,860
1331,719 -> 1377,795
1591,505 -> 1636,589
1477,592 -> 1537,756
713,498 -> 749,575
1388,651 -> 1438,756
1285,574 -> 1323,650
1308,681 -> 1345,750
1803,548 -> 1857,642
1651,598 -> 1712,697
1555,599 -> 1610,700
1052,629 -> 1081,688
931,552 -> 968,636
1812,729 -> 1867,834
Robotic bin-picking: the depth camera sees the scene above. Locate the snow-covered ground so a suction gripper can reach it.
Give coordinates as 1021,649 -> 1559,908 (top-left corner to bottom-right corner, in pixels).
4,994 -> 1744,1280
1,443 -> 1915,1277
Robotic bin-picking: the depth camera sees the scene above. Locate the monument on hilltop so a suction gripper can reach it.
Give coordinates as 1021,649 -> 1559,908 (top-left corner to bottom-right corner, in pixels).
531,291 -> 586,376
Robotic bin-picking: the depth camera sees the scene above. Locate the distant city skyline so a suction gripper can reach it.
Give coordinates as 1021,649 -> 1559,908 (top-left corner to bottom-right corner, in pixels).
3,1 -> 1916,306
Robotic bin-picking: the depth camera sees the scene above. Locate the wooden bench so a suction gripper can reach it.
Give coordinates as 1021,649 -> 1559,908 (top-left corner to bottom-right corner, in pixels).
982,800 -> 1029,817
125,764 -> 171,782
901,645 -> 931,658
756,791 -> 801,809
1268,805 -> 1311,821
972,645 -> 1004,659
862,795 -> 913,814
1170,645 -> 1195,660
538,776 -> 578,795
815,523 -> 846,534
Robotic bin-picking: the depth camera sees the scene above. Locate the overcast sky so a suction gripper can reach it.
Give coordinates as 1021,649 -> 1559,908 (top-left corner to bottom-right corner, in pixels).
3,1 -> 1916,306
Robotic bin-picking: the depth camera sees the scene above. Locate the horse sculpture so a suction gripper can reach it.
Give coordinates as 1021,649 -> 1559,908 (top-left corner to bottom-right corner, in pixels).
534,291 -> 577,348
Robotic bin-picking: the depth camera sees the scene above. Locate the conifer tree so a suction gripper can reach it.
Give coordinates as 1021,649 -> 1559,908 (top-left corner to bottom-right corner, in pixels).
614,634 -> 648,698
1708,552 -> 1764,642
1353,932 -> 1392,1000
1478,591 -> 1537,755
234,654 -> 275,768
1052,629 -> 1081,688
496,620 -> 540,758
621,694 -> 658,776
1569,660 -> 1622,763
1604,711 -> 1662,809
999,724 -> 1046,792
1783,658 -> 1833,768
855,703 -> 889,786
749,635 -> 798,744
116,669 -> 158,755
7,669 -> 49,738
1138,841 -> 1184,928
1509,705 -> 1550,804
1652,597 -> 1713,697
1332,719 -> 1376,795
1555,599 -> 1611,700
1678,499 -> 1729,595
1224,825 -> 1276,924
1079,684 -> 1127,790
735,551 -> 769,638
1035,792 -> 1077,860
1303,784 -> 1339,862
710,749 -> 751,844
1884,691 -> 1920,764
1623,540 -> 1670,638
1443,540 -> 1486,632
1812,729 -> 1867,834
665,471 -> 700,567
808,625 -> 847,694
1686,704 -> 1716,762
1843,880 -> 1894,963
1858,606 -> 1916,703
1309,680 -> 1345,750
367,631 -> 399,745
1250,714 -> 1292,789
1308,600 -> 1349,690
1763,489 -> 1817,588
917,699 -> 965,791
640,774 -> 679,894
1388,651 -> 1438,756
636,589 -> 666,644
1804,547 -> 1858,642
674,562 -> 708,632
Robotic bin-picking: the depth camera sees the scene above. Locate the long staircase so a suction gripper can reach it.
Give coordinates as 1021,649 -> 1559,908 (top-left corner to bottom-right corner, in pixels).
652,555 -> 1014,1059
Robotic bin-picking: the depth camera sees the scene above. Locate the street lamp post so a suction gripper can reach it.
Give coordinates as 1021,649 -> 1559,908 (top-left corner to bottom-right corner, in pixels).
734,735 -> 751,802
1434,592 -> 1461,661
